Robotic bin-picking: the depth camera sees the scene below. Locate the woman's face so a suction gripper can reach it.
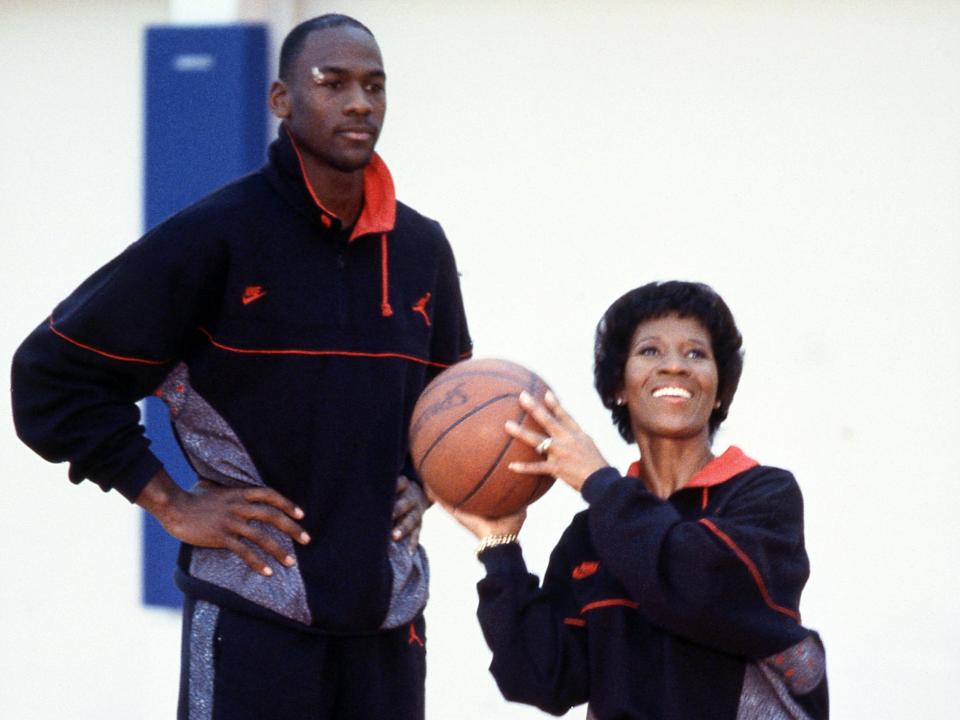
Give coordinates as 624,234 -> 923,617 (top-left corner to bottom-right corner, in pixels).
620,313 -> 719,443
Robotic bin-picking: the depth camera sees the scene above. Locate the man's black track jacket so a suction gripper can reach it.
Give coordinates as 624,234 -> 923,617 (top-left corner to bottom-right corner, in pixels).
12,127 -> 472,634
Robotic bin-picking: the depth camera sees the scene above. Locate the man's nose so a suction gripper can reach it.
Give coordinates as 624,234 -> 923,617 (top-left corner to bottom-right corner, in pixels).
344,83 -> 372,115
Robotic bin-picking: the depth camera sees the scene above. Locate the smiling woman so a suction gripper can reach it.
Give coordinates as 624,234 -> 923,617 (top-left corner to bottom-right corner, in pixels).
437,280 -> 829,720
618,314 -> 721,470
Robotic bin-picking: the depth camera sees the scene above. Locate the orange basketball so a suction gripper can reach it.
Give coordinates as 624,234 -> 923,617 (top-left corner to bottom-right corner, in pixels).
409,358 -> 555,518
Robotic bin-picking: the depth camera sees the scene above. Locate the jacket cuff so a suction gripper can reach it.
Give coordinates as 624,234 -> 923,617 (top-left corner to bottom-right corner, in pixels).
581,466 -> 623,504
477,541 -> 527,576
111,452 -> 166,503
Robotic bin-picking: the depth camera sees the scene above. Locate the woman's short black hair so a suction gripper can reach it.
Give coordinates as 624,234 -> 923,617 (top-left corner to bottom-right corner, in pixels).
278,14 -> 375,81
594,280 -> 744,443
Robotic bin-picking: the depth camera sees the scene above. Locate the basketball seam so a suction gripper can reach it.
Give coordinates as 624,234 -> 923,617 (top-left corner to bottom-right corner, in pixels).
455,408 -> 522,507
456,373 -> 544,511
414,393 -> 518,477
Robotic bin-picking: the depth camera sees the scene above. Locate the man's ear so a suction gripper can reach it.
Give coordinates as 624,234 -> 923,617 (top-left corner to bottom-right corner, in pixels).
268,80 -> 291,120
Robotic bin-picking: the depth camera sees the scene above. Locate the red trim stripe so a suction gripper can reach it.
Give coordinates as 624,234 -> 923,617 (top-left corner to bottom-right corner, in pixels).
698,518 -> 801,622
563,597 -> 640,628
580,598 -> 639,614
48,316 -> 169,366
198,327 -> 453,368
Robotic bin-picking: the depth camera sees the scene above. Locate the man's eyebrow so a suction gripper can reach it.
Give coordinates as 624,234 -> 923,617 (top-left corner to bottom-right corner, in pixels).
316,65 -> 386,78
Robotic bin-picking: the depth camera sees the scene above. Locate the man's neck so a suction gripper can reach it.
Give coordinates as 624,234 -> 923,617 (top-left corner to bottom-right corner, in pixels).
302,155 -> 366,228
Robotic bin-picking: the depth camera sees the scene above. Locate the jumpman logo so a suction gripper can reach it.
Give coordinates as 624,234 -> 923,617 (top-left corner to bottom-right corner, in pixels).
408,622 -> 424,647
411,292 -> 432,326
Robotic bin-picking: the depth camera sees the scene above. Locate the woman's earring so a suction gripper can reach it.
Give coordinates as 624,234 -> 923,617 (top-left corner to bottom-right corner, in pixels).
615,397 -> 626,406
714,401 -> 722,409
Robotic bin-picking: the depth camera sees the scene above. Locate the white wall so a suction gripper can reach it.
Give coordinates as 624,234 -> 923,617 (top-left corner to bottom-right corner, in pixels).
0,1 -> 179,718
2,1 -> 958,718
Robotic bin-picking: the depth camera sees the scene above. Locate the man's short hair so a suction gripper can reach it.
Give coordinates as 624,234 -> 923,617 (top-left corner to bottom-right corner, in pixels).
278,14 -> 375,81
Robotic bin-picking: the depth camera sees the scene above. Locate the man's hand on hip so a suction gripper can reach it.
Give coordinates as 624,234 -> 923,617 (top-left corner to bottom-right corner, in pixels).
137,469 -> 310,576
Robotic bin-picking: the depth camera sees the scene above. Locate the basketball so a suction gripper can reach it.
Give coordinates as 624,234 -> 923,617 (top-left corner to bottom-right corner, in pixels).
409,358 -> 555,518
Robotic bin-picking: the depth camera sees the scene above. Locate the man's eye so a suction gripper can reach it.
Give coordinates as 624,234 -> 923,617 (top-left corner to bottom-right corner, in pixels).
366,83 -> 385,93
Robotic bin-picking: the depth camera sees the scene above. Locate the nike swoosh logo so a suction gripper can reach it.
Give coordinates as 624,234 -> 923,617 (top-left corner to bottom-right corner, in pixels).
242,288 -> 267,305
572,561 -> 599,580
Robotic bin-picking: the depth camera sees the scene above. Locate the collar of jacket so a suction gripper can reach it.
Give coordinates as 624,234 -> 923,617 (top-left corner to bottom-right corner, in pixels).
626,445 -> 759,489
264,123 -> 396,241
264,124 -> 398,317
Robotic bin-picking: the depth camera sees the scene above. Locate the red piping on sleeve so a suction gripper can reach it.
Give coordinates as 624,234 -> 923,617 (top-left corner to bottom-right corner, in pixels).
698,518 -> 801,622
562,597 -> 640,629
48,316 -> 169,366
380,233 -> 393,317
580,598 -> 639,613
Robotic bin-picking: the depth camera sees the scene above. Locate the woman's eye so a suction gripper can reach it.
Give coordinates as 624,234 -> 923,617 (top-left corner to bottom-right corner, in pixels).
686,348 -> 708,359
638,346 -> 658,356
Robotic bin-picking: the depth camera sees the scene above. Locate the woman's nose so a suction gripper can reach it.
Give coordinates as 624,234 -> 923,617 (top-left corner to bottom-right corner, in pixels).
658,350 -> 690,373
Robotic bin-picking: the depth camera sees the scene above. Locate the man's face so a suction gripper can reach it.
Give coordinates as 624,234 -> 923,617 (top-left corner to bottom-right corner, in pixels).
271,26 -> 386,172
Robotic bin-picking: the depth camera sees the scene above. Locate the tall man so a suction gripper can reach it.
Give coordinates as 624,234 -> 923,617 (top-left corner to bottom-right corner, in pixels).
12,14 -> 471,719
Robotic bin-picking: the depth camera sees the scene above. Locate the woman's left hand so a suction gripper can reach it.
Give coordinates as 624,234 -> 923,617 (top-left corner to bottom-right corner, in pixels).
506,390 -> 609,493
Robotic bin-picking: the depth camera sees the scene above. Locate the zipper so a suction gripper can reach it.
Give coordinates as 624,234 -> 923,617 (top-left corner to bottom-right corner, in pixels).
335,240 -> 347,327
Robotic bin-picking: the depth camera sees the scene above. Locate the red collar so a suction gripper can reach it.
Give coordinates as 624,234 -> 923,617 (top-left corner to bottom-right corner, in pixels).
350,153 -> 396,240
284,125 -> 396,241
626,446 -> 759,490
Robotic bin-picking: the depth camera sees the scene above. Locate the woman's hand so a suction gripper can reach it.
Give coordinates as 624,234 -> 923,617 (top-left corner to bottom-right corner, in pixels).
506,390 -> 609,493
429,491 -> 527,540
